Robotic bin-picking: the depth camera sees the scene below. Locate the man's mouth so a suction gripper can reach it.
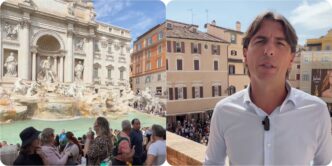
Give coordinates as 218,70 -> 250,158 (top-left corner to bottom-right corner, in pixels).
260,63 -> 276,69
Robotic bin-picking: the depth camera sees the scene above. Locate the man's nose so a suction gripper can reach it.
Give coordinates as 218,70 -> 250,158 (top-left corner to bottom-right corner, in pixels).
264,42 -> 275,57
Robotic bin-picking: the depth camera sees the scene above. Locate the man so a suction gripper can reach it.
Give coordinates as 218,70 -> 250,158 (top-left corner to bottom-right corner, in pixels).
112,120 -> 135,165
130,118 -> 144,165
204,11 -> 332,165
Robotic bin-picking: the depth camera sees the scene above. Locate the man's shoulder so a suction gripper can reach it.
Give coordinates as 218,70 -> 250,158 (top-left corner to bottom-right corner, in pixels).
291,88 -> 327,107
215,89 -> 247,109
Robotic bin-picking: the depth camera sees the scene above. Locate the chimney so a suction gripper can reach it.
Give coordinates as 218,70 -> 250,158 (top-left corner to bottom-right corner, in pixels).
212,20 -> 216,26
236,21 -> 241,31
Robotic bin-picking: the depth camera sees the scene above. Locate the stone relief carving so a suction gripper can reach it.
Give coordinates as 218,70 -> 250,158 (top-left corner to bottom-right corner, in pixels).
101,40 -> 107,48
74,60 -> 84,81
4,52 -> 18,77
68,2 -> 75,16
75,38 -> 85,51
3,23 -> 18,40
89,10 -> 96,21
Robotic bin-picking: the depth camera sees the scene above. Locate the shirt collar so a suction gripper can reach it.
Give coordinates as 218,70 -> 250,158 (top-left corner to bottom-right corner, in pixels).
243,81 -> 297,111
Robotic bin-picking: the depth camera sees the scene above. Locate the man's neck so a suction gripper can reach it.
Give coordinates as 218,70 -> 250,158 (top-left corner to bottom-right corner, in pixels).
250,80 -> 288,115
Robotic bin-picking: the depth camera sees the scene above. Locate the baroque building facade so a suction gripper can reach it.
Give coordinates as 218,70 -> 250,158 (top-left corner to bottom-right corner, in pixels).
0,0 -> 131,89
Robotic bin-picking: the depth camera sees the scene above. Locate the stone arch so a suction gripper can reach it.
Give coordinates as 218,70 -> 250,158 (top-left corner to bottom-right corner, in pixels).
31,29 -> 65,50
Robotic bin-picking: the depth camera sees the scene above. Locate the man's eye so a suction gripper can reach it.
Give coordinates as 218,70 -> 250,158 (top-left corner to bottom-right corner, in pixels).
277,42 -> 286,46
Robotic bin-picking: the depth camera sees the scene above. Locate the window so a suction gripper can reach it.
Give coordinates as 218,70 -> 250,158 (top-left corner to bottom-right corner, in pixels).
138,43 -> 142,50
120,70 -> 124,80
178,87 -> 183,99
176,42 -> 182,52
177,59 -> 183,70
192,86 -> 203,98
167,23 -> 173,29
93,67 -> 99,79
175,87 -> 187,100
211,44 -> 220,55
168,88 -> 173,100
231,34 -> 236,44
191,43 -> 200,54
297,65 -> 300,69
107,68 -> 112,79
158,45 -> 162,54
157,74 -> 161,81
302,74 -> 309,81
136,77 -> 140,84
145,76 -> 151,83
212,85 -> 221,97
214,61 -> 218,70
228,86 -> 236,95
146,62 -> 151,71
158,31 -> 163,40
108,45 -> 112,54
148,37 -> 152,46
296,74 -> 300,80
147,50 -> 151,59
231,50 -> 237,56
157,58 -> 162,68
156,87 -> 162,95
194,60 -> 199,70
229,65 -> 235,74
166,59 -> 168,70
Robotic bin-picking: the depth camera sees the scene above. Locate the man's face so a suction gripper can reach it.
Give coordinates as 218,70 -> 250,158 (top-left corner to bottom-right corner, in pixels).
244,19 -> 294,83
133,120 -> 141,130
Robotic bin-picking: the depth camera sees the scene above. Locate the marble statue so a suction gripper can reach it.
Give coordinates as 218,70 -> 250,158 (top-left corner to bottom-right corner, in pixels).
75,38 -> 85,51
26,81 -> 39,97
74,61 -> 84,81
4,52 -> 18,77
68,2 -> 74,16
13,78 -> 28,95
4,23 -> 18,40
39,56 -> 56,83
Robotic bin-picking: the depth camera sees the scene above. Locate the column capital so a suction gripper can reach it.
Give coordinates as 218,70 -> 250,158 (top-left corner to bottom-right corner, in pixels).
19,18 -> 31,29
31,46 -> 38,53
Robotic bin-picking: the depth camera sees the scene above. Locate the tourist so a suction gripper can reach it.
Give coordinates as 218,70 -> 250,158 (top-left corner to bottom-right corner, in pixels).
64,131 -> 82,165
145,124 -> 166,166
59,129 -> 67,152
204,11 -> 332,165
13,127 -> 48,165
40,128 -> 70,165
112,120 -> 135,165
130,118 -> 144,165
85,117 -> 113,165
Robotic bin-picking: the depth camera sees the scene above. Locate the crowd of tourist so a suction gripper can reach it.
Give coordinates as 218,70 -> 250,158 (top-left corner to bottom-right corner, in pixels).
0,117 -> 166,166
167,117 -> 211,146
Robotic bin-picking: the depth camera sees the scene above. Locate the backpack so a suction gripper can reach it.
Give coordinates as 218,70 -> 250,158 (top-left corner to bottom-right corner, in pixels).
112,135 -> 129,157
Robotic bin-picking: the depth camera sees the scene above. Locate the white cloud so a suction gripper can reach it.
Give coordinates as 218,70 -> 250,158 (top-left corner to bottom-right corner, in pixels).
112,11 -> 145,23
289,0 -> 332,30
94,0 -> 132,19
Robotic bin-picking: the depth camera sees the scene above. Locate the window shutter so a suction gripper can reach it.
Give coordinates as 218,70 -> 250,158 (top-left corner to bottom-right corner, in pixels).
200,86 -> 203,98
169,88 -> 173,100
175,87 -> 178,100
192,87 -> 195,99
173,41 -> 176,52
198,43 -> 201,54
167,41 -> 172,52
217,45 -> 220,55
183,87 -> 187,99
191,43 -> 194,54
181,42 -> 185,53
211,44 -> 214,55
212,86 -> 215,97
218,85 -> 222,96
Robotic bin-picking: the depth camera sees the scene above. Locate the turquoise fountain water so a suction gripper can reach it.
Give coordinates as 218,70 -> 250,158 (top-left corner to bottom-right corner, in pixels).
0,111 -> 165,144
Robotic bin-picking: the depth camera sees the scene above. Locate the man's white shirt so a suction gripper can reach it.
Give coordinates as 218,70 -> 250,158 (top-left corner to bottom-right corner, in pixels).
204,82 -> 332,165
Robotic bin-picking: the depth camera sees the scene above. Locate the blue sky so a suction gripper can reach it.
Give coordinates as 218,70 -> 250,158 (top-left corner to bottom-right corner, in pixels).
166,0 -> 332,45
94,0 -> 166,43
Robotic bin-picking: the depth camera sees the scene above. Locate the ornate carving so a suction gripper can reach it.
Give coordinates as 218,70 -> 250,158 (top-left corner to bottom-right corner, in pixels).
101,40 -> 107,48
75,38 -> 85,51
3,23 -> 18,40
68,2 -> 75,16
19,19 -> 31,29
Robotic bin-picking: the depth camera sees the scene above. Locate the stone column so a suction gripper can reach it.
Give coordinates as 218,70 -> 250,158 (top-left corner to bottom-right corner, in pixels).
31,49 -> 37,81
0,16 -> 2,80
59,56 -> 64,82
53,57 -> 57,78
85,36 -> 94,83
18,16 -> 31,80
65,25 -> 74,83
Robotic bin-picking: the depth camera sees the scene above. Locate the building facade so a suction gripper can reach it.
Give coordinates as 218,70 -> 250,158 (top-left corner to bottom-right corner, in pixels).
130,23 -> 166,100
0,0 -> 131,89
205,20 -> 249,95
166,20 -> 228,119
300,29 -> 332,114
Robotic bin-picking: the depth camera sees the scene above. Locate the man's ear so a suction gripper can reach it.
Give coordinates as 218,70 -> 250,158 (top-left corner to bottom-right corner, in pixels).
288,53 -> 295,68
243,48 -> 248,64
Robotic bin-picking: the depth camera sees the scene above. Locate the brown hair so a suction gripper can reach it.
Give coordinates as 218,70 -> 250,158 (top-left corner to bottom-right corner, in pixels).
66,131 -> 83,155
243,11 -> 298,53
